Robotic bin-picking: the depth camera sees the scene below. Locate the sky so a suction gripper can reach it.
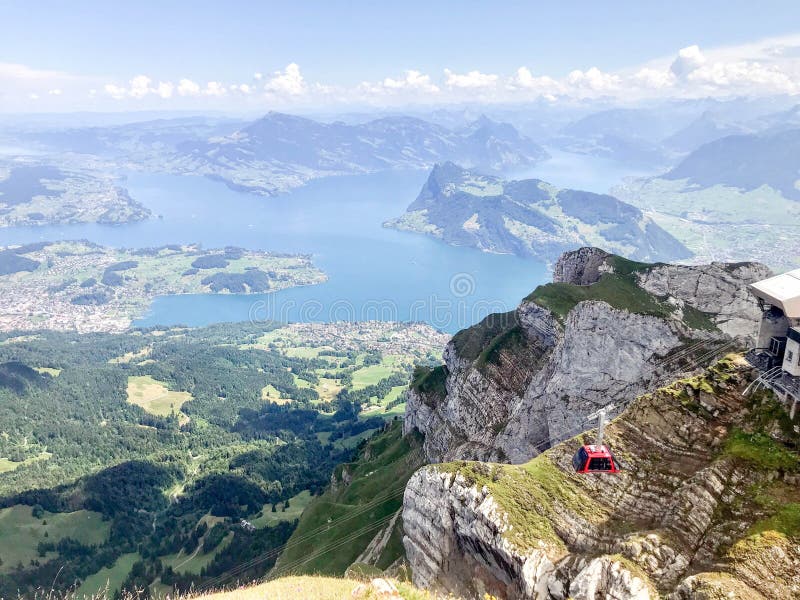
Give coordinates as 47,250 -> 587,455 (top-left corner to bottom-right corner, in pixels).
2,0 -> 800,112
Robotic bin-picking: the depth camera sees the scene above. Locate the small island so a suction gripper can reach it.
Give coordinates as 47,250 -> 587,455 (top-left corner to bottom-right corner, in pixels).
0,241 -> 326,332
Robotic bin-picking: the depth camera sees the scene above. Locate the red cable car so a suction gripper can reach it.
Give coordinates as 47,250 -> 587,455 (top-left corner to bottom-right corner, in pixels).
572,406 -> 621,474
572,444 -> 620,473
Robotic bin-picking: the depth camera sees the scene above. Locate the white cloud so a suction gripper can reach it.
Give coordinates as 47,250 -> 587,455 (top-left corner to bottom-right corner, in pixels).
508,67 -> 562,94
128,75 -> 152,99
384,70 -> 439,92
671,45 -> 706,79
9,33 -> 800,111
358,70 -> 440,98
156,81 -> 174,99
103,83 -> 127,100
264,63 -> 306,96
204,81 -> 226,97
566,67 -> 620,92
688,59 -> 797,94
633,67 -> 675,89
177,78 -> 201,96
444,68 -> 498,89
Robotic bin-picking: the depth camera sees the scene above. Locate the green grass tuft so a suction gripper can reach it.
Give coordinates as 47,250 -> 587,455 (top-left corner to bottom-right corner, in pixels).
450,311 -> 518,362
747,503 -> 800,538
526,270 -> 719,332
606,255 -> 656,276
526,274 -> 671,322
723,429 -> 799,471
409,365 -> 447,399
439,454 -> 605,555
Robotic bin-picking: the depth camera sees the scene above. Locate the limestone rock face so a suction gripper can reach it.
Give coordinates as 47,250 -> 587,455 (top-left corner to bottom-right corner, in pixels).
568,556 -> 653,600
497,301 -> 686,463
552,246 -> 613,285
402,466 -> 661,600
635,261 -> 772,342
402,467 -> 559,600
404,247 -> 771,464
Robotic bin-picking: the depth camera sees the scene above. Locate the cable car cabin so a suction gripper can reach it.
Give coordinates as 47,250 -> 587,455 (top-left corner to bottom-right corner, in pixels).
572,444 -> 620,474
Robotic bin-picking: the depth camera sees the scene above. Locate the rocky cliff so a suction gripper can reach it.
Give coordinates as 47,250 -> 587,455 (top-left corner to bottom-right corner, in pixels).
404,248 -> 771,464
403,357 -> 800,599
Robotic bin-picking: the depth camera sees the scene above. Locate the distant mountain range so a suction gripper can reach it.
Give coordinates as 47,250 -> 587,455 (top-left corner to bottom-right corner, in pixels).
384,162 -> 691,263
663,128 -> 800,200
173,113 -> 549,195
547,98 -> 800,168
613,126 -> 800,270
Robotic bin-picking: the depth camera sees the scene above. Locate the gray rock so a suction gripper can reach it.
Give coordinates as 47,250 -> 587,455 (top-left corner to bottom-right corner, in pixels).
553,246 -> 613,285
635,261 -> 772,342
569,556 -> 653,600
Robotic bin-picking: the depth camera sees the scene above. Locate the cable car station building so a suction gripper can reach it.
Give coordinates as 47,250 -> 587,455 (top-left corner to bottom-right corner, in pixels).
746,268 -> 800,417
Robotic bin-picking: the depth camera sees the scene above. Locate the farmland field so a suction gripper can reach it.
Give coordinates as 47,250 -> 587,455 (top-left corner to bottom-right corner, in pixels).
251,490 -> 313,529
126,375 -> 192,419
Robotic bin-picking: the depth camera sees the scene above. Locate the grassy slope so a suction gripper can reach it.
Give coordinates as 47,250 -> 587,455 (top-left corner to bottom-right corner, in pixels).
0,506 -> 110,573
161,533 -> 234,575
273,421 -> 424,576
251,490 -> 313,528
526,255 -> 718,331
74,552 -> 140,599
126,375 -> 193,417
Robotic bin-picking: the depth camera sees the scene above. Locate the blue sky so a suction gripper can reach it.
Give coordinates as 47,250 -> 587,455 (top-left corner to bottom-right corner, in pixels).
2,1 -> 800,111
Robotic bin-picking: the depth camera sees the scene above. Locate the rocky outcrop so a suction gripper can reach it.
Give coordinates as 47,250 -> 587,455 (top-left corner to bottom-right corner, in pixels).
403,467 -> 560,599
402,358 -> 800,599
568,557 -> 653,600
404,248 -> 770,464
635,261 -> 772,341
552,246 -> 613,285
402,462 -> 660,600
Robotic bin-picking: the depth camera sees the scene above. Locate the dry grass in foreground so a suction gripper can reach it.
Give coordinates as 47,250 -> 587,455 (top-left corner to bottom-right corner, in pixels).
192,575 -> 445,600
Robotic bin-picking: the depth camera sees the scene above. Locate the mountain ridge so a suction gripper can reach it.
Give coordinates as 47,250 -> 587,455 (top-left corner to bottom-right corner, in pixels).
173,113 -> 548,196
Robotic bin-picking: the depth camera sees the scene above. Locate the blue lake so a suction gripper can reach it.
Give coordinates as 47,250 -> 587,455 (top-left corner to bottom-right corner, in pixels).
0,150 -> 649,333
0,170 -> 547,333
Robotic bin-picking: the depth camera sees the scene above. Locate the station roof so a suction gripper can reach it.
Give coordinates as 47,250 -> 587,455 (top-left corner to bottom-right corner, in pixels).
749,268 -> 800,318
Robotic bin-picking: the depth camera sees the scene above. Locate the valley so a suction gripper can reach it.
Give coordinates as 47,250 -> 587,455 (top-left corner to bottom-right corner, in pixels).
615,176 -> 800,270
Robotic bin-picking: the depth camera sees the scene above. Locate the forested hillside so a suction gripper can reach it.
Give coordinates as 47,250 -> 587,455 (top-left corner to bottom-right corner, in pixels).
0,321 -> 445,598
